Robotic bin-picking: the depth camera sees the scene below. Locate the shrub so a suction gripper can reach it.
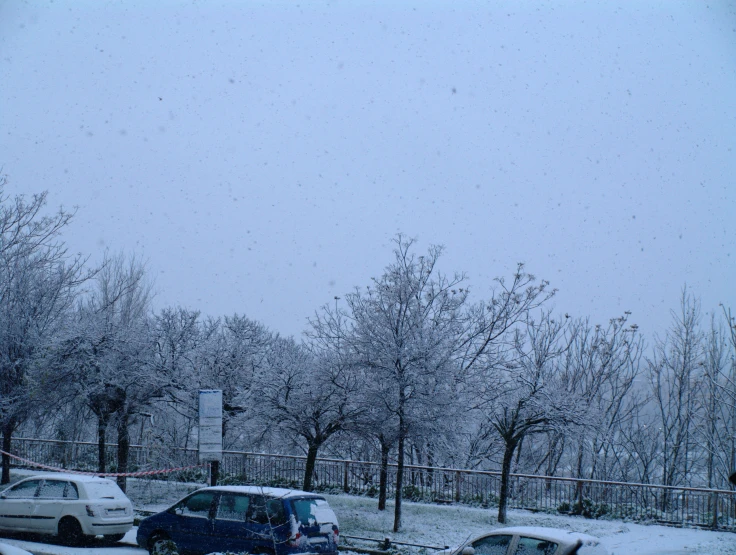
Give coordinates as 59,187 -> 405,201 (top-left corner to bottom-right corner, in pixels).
402,484 -> 424,502
557,499 -> 609,519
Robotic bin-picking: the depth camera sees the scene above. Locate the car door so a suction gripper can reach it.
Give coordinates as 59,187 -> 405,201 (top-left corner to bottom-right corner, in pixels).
468,533 -> 514,555
170,490 -> 217,555
246,495 -> 289,553
0,479 -> 43,533
211,492 -> 251,554
32,479 -> 69,534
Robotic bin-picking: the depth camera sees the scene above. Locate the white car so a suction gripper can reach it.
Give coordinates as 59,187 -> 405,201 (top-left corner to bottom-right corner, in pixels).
0,544 -> 33,555
446,526 -> 609,555
0,473 -> 133,545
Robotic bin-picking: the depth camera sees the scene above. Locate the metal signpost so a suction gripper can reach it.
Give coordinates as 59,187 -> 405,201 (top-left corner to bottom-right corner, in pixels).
198,389 -> 223,486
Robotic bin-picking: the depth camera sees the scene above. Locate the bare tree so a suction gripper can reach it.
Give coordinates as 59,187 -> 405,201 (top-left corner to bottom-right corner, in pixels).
344,235 -> 469,531
57,252 -> 154,489
197,314 -> 272,447
694,315 -> 730,488
0,184 -> 91,483
149,307 -> 203,453
252,335 -> 362,491
483,311 -> 580,523
648,288 -> 704,495
562,314 -> 643,482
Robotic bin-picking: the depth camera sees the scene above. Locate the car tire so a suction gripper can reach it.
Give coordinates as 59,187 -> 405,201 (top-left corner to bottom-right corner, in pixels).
105,533 -> 126,542
149,535 -> 179,555
58,517 -> 85,546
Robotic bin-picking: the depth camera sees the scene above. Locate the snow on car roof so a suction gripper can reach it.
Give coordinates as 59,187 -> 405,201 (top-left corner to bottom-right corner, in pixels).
201,485 -> 325,499
491,526 -> 601,545
23,473 -> 115,483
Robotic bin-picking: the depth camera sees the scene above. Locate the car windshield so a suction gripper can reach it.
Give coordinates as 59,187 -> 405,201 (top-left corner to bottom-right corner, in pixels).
84,481 -> 126,500
471,534 -> 512,555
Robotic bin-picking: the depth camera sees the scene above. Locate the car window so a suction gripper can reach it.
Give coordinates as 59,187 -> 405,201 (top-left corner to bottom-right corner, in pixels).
177,491 -> 215,518
84,481 -> 126,500
4,479 -> 41,498
65,482 -> 79,499
216,493 -> 249,521
266,498 -> 287,526
247,496 -> 272,525
513,537 -> 558,555
290,497 -> 335,526
471,534 -> 513,555
38,480 -> 67,499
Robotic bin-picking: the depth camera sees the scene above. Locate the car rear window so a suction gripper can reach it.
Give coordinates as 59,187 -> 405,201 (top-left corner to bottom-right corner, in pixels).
84,481 -> 126,500
290,498 -> 336,526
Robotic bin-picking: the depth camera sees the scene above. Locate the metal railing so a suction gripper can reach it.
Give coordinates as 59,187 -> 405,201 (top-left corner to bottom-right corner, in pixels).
7,437 -> 736,531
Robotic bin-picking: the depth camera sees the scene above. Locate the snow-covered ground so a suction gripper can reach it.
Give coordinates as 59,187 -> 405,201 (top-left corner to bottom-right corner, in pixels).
324,493 -> 736,555
0,488 -> 734,554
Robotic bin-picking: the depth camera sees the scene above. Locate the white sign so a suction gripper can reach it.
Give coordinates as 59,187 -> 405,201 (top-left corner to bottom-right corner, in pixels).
198,389 -> 223,462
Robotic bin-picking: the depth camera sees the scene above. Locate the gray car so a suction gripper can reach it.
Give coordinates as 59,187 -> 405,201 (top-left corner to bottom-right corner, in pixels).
446,526 -> 609,555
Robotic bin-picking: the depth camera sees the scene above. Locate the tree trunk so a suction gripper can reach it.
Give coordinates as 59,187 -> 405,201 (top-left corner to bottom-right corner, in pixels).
97,414 -> 109,473
497,438 -> 517,524
116,412 -> 130,492
393,419 -> 405,532
1,422 -> 15,484
303,441 -> 320,492
378,437 -> 390,511
426,444 -> 434,489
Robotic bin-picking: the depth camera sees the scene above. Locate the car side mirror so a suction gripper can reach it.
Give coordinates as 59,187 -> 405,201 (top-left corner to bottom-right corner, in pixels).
462,547 -> 475,555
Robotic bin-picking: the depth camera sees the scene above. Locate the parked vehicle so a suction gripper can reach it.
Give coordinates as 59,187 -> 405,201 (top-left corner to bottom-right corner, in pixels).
0,473 -> 133,545
137,485 -> 339,555
443,526 -> 609,555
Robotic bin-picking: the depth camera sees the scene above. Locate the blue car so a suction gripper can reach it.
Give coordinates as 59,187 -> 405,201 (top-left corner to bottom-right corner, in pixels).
137,486 -> 339,555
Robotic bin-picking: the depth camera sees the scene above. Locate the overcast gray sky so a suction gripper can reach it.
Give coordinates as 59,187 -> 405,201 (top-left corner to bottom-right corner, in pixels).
1,0 -> 734,338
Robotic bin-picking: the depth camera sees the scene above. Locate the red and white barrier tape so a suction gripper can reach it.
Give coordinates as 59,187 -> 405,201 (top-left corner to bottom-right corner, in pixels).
0,448 -> 209,477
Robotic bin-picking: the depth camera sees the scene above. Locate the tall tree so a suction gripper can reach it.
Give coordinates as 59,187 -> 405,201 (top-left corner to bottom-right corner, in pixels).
253,333 -> 362,492
197,314 -> 272,447
648,288 -> 704,493
695,315 -> 730,488
0,185 -> 90,483
59,252 -> 154,488
563,314 -> 642,482
485,311 -> 580,523
345,235 -> 469,532
149,307 -> 203,453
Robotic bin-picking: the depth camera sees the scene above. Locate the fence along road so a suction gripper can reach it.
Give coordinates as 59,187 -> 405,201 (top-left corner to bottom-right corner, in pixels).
8,437 -> 736,532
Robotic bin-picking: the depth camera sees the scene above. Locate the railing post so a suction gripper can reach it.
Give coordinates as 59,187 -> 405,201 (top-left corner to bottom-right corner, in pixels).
712,492 -> 718,529
576,480 -> 584,511
344,460 -> 350,493
455,470 -> 462,503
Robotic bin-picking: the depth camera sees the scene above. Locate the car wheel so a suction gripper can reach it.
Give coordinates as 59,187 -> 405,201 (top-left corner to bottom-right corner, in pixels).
149,535 -> 179,555
58,517 -> 85,546
105,532 -> 126,542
